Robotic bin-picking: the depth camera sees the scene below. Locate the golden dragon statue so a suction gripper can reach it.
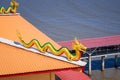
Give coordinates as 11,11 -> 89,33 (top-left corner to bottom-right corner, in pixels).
0,0 -> 19,14
17,32 -> 87,61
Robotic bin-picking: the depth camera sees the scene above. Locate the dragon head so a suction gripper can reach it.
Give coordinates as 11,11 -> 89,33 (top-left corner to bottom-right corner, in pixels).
10,0 -> 19,8
72,38 -> 87,53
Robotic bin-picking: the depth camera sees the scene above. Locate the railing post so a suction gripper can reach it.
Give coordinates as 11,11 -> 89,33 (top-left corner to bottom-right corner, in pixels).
88,54 -> 92,76
115,55 -> 118,68
101,56 -> 105,71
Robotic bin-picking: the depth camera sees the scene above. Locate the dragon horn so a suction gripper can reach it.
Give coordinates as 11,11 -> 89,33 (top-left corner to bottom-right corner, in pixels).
11,0 -> 16,1
74,37 -> 79,44
11,0 -> 17,3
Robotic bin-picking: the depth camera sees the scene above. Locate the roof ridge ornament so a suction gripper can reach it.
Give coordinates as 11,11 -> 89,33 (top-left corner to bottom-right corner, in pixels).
0,0 -> 19,14
0,37 -> 87,66
16,31 -> 87,61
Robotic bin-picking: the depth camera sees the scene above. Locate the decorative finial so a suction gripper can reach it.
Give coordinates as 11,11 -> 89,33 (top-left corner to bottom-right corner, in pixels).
0,0 -> 19,14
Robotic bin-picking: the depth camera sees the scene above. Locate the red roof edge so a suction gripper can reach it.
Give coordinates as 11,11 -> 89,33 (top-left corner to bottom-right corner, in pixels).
55,70 -> 91,80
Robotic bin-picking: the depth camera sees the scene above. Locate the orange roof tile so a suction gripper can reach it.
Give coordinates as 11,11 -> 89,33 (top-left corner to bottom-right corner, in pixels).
0,42 -> 79,76
0,15 -> 79,76
0,15 -> 59,48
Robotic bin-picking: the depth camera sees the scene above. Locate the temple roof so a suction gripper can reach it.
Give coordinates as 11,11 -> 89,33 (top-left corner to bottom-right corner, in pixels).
0,15 -> 82,76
